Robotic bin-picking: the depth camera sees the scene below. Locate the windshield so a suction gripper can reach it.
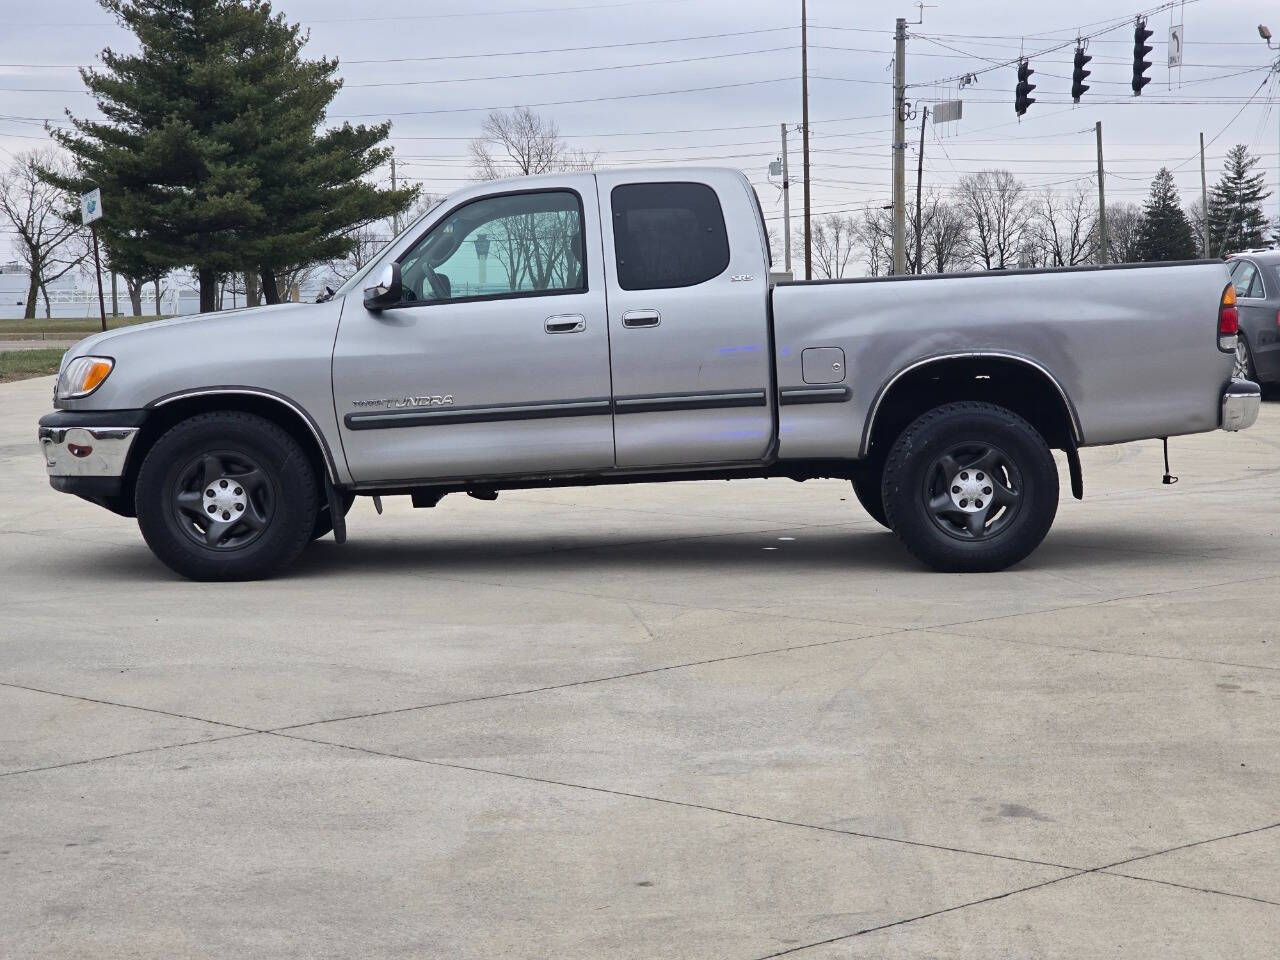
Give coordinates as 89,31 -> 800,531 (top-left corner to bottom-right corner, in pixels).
333,198 -> 447,298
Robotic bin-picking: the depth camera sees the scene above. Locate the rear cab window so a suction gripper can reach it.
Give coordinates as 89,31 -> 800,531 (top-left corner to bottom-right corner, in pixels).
610,182 -> 731,290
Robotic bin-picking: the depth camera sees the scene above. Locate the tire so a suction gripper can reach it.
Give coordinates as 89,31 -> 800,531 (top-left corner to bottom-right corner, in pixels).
1234,335 -> 1256,382
850,463 -> 890,529
310,491 -> 355,541
881,401 -> 1058,573
134,412 -> 319,581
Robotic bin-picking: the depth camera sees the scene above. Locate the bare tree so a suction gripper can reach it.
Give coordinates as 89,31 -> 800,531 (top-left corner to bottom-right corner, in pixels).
0,148 -> 86,318
856,208 -> 893,277
1027,186 -> 1097,267
956,170 -> 1031,270
800,214 -> 860,279
1105,202 -> 1144,264
469,108 -> 597,180
919,198 -> 970,273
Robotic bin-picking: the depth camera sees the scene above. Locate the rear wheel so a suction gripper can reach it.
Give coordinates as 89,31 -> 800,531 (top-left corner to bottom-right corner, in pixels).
1234,336 -> 1256,381
882,401 -> 1058,572
135,412 -> 319,581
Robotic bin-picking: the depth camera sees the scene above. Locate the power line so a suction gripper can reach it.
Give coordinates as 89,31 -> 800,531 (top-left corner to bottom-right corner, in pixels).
344,45 -> 798,87
330,76 -> 802,117
0,0 -> 703,28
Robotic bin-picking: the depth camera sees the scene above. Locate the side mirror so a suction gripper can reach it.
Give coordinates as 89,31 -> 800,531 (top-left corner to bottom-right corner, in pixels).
363,262 -> 402,311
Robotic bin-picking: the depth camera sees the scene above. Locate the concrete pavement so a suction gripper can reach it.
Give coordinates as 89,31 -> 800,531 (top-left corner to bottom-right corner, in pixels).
1,373 -> 1278,958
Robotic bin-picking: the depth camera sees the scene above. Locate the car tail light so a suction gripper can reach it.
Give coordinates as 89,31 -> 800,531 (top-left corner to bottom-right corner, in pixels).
1219,284 -> 1238,352
1275,307 -> 1280,329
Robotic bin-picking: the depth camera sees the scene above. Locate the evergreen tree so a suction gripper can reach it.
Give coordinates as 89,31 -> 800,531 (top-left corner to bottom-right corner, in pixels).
1134,168 -> 1197,263
1206,144 -> 1272,257
50,1 -> 413,311
227,10 -> 415,303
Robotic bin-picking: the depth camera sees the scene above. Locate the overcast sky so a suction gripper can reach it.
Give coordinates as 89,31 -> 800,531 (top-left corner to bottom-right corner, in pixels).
2,0 -> 1277,263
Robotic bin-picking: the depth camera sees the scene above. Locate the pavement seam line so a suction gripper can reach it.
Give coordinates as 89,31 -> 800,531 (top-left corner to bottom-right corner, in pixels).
273,729 -> 1280,917
0,679 -> 262,733
268,627 -> 897,732
267,729 -> 1081,872
745,820 -> 1280,957
0,731 -> 260,779
271,571 -> 1280,733
1097,870 -> 1280,907
748,872 -> 1088,959
925,627 -> 1280,674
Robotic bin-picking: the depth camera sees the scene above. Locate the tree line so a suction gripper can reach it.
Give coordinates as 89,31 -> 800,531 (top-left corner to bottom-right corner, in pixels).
0,0 -> 415,318
1,1 -> 1276,318
799,144 -> 1275,279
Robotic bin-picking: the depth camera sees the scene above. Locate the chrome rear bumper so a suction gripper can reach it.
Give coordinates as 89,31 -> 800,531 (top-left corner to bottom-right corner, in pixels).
1222,379 -> 1261,432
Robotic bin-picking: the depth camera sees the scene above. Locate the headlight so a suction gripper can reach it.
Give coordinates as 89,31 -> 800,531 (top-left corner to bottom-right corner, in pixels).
56,356 -> 115,400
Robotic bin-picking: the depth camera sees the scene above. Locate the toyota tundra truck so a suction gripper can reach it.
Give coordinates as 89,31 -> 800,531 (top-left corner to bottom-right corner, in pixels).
38,167 -> 1261,580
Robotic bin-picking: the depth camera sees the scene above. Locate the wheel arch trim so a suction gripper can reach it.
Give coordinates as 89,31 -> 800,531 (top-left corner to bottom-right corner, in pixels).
146,386 -> 340,484
860,351 -> 1084,458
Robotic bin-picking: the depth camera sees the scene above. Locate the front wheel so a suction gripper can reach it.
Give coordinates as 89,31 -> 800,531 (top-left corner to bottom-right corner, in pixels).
135,412 -> 320,581
882,402 -> 1058,572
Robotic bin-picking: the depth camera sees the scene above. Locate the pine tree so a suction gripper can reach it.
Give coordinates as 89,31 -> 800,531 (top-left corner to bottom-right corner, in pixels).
1206,144 -> 1272,257
227,11 -> 415,303
50,1 -> 413,311
1134,168 -> 1197,263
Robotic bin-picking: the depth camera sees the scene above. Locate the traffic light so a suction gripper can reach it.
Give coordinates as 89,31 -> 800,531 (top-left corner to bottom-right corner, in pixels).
1072,45 -> 1092,103
1015,59 -> 1036,116
1132,17 -> 1154,95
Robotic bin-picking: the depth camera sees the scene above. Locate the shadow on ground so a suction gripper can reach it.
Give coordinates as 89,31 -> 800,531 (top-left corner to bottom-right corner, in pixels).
35,521 -> 1256,584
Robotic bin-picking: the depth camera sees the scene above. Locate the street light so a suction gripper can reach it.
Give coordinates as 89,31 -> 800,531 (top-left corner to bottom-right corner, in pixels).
1261,27 -> 1279,243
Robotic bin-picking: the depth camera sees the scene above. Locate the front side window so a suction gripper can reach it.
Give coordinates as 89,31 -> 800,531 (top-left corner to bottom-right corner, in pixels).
611,182 -> 731,290
397,191 -> 585,304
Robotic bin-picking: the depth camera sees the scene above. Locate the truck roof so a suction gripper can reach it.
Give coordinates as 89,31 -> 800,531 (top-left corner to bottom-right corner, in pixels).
472,166 -> 746,189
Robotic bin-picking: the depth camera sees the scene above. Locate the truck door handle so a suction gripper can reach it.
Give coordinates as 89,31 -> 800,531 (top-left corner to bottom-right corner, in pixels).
544,314 -> 585,334
622,309 -> 661,328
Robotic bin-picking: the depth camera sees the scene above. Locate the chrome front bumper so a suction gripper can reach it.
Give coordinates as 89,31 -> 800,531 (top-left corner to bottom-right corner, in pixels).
39,423 -> 139,478
1222,378 -> 1261,432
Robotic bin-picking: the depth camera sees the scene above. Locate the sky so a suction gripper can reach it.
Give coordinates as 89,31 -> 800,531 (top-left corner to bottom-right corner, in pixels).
1,0 -> 1278,266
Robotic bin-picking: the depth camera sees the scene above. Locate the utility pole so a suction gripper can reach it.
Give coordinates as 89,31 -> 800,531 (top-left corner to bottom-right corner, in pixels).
780,123 -> 792,274
1199,131 -> 1210,257
891,17 -> 907,275
110,272 -> 118,317
390,152 -> 399,235
1095,121 -> 1108,264
801,0 -> 812,279
914,106 -> 927,274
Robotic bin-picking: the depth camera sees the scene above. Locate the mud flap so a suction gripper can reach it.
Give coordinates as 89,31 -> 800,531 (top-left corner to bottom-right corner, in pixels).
1064,440 -> 1084,500
324,477 -> 348,544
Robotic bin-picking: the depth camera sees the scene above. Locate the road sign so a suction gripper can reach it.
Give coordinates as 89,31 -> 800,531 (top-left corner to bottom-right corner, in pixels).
1168,25 -> 1184,67
79,188 -> 103,225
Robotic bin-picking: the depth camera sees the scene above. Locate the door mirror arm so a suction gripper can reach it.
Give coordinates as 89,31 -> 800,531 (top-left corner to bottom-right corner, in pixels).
363,262 -> 403,311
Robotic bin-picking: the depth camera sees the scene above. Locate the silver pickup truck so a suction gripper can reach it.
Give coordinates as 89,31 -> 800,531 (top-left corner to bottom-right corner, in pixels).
39,167 -> 1260,580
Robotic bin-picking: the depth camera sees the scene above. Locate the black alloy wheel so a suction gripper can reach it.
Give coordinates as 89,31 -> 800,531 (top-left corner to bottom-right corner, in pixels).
882,401 -> 1058,572
171,450 -> 275,551
921,442 -> 1023,542
135,412 -> 319,580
